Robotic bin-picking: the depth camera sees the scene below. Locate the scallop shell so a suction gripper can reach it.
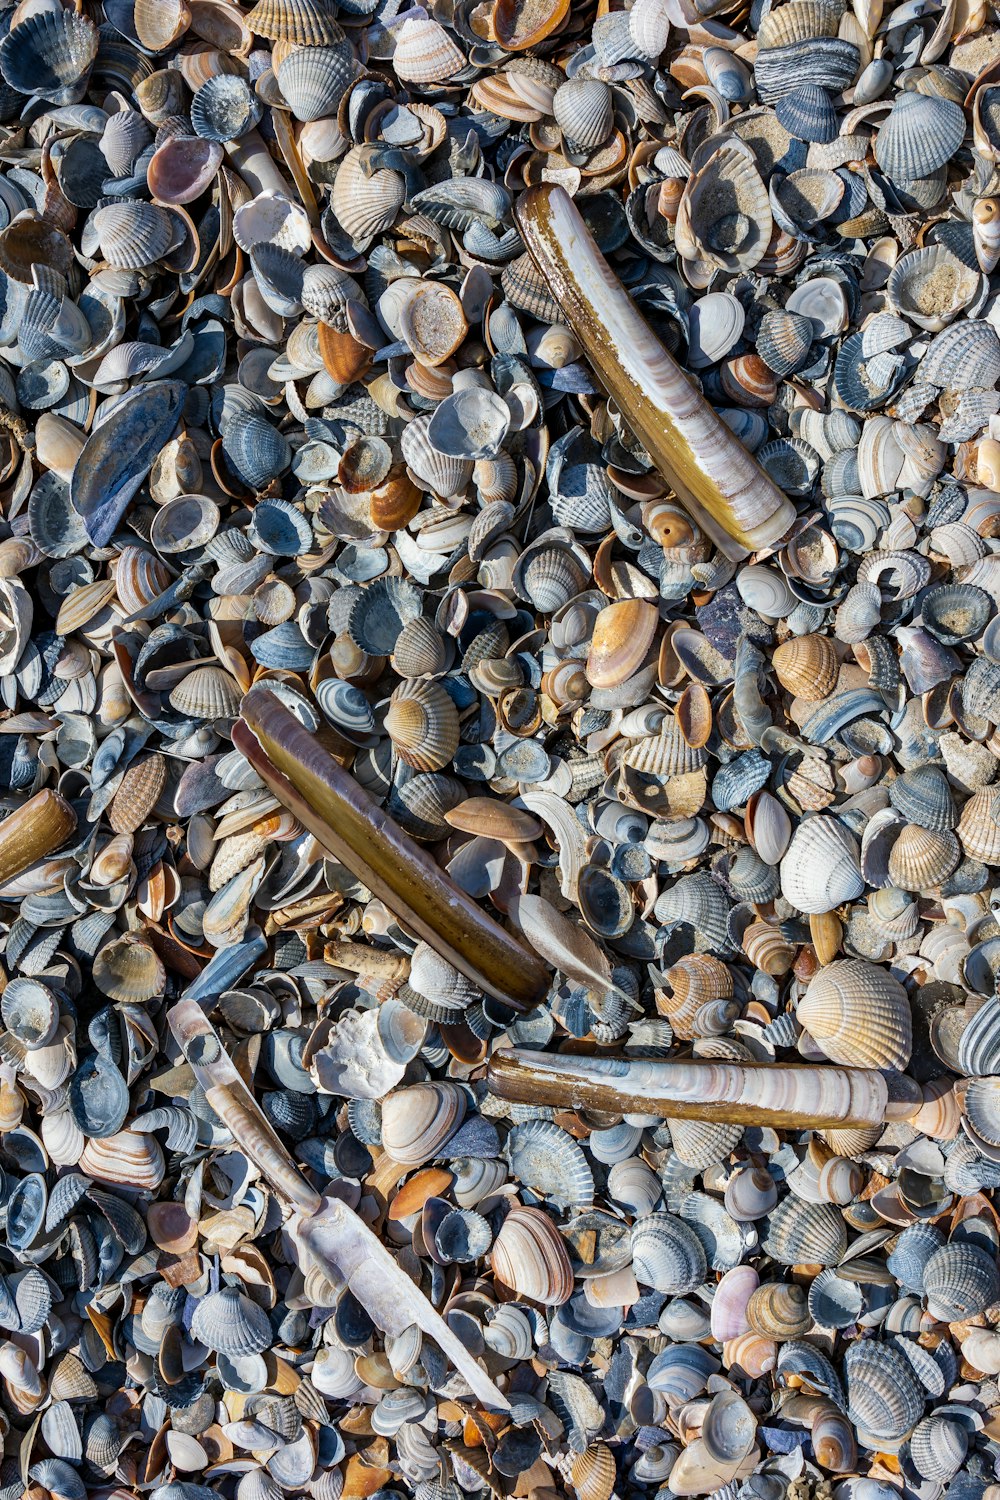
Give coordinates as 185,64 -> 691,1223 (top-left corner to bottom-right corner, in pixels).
797,958 -> 911,1070
957,786 -> 1000,865
490,1205 -> 573,1306
276,43 -> 355,121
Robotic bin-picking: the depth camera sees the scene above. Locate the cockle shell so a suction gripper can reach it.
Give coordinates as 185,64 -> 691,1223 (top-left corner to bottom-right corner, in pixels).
780,816 -> 864,914
797,959 -> 912,1070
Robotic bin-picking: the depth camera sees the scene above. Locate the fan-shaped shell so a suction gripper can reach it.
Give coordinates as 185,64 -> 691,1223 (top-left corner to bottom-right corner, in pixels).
844,1339 -> 925,1442
191,1286 -> 273,1355
874,90 -> 966,182
922,1241 -> 1000,1322
798,958 -> 911,1070
0,10 -> 98,106
678,144 -> 772,273
384,679 -> 460,773
245,0 -> 344,44
762,1198 -> 847,1266
780,816 -> 864,914
93,933 -> 165,1003
331,147 -> 406,248
631,1213 -> 708,1294
276,44 -> 356,122
392,15 -> 465,83
506,1120 -> 594,1210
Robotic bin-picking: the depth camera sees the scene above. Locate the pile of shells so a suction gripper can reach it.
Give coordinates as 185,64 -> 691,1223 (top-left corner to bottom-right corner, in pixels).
6,0 -> 1000,1498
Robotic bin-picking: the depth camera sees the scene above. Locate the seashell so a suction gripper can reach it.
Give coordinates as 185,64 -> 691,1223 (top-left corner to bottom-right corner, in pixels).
798,958 -> 911,1070
191,1286 -> 273,1354
93,201 -> 176,269
746,1282 -> 811,1340
93,932 -> 165,1003
384,680 -> 460,773
886,825 -> 960,891
571,1445 -> 616,1500
631,1213 -> 708,1294
974,198 -> 1000,275
586,599 -> 658,689
775,85 -> 837,143
957,786 -> 1000,865
392,15 -> 465,84
380,1082 -> 466,1166
772,634 -> 839,700
874,90 -> 965,182
676,144 -> 772,274
277,44 -> 356,122
1,977 -> 59,1050
922,1241 -> 1000,1322
490,1205 -> 573,1306
889,765 -> 956,831
844,1339 -> 925,1443
80,1128 -> 165,1190
910,1415 -> 967,1483
399,284 -> 468,368
607,1158 -> 662,1216
763,1198 -> 847,1267
506,1120 -> 594,1210
401,414 -> 473,499
554,78 -> 614,151
756,309 -> 814,378
331,147 -> 406,248
688,293 -> 745,370
191,74 -> 263,141
245,0 -> 345,44
0,10 -> 98,106
169,663 -> 243,720
887,245 -> 980,334
780,816 -> 864,914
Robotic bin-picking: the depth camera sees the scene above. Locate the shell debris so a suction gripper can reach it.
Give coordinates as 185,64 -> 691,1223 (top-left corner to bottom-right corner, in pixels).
2,0 -> 1000,1497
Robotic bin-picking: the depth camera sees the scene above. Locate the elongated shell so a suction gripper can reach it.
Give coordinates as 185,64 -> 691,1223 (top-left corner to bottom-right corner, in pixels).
797,958 -> 912,1070
515,185 -> 795,559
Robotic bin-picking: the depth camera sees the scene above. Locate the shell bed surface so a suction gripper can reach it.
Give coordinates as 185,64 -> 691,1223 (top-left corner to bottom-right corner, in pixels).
10,0 -> 1000,1499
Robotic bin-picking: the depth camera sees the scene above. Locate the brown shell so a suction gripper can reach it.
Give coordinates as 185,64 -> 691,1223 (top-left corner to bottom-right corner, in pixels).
109,755 -> 167,836
493,0 -> 571,50
587,599 -> 659,689
772,634 -> 839,701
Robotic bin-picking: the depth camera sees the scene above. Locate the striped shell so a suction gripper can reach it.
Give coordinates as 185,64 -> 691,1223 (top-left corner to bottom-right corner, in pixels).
490,1206 -> 573,1306
384,680 -> 460,772
797,959 -> 912,1070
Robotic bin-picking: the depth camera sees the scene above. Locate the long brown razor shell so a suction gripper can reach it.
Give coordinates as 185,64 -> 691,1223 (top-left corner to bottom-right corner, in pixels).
234,686 -> 549,1012
515,184 -> 797,560
488,1048 -> 888,1129
0,788 -> 77,889
169,1000 -> 510,1412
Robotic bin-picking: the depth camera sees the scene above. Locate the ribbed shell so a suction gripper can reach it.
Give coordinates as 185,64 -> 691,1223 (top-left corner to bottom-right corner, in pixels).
886,824 -> 960,891
771,634 -> 839,701
844,1340 -> 925,1442
774,85 -> 838,142
384,680 -> 460,772
392,16 -> 465,83
909,1415 -> 968,1482
400,414 -> 473,499
662,954 -> 733,1039
0,10 -> 98,106
957,786 -> 1000,864
506,1120 -> 594,1210
887,1224 -> 945,1294
190,1287 -> 273,1355
392,616 -> 451,678
667,1118 -> 743,1170
797,958 -> 912,1070
108,754 -> 167,835
874,91 -> 966,181
276,43 -> 356,121
779,816 -> 864,914
631,1213 -> 708,1294
169,664 -> 243,720
245,0 -> 344,44
93,201 -> 175,269
888,765 -> 955,831
553,78 -> 614,150
756,309 -> 815,376
922,1242 -> 1000,1321
762,1198 -> 847,1266
331,147 -> 406,247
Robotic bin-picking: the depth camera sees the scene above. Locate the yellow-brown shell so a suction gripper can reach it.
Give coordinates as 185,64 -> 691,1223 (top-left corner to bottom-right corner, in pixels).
384,680 -> 461,772
772,634 -> 839,701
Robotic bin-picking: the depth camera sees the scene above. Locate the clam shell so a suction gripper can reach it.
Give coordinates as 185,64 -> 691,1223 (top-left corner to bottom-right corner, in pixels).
762,1198 -> 847,1267
506,1120 -> 594,1210
631,1213 -> 708,1294
191,1286 -> 273,1354
276,44 -> 356,122
844,1340 -> 925,1443
0,10 -> 98,106
80,1128 -> 165,1190
380,1082 -> 466,1166
245,0 -> 345,44
490,1205 -> 573,1306
874,90 -> 966,182
392,15 -> 465,83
